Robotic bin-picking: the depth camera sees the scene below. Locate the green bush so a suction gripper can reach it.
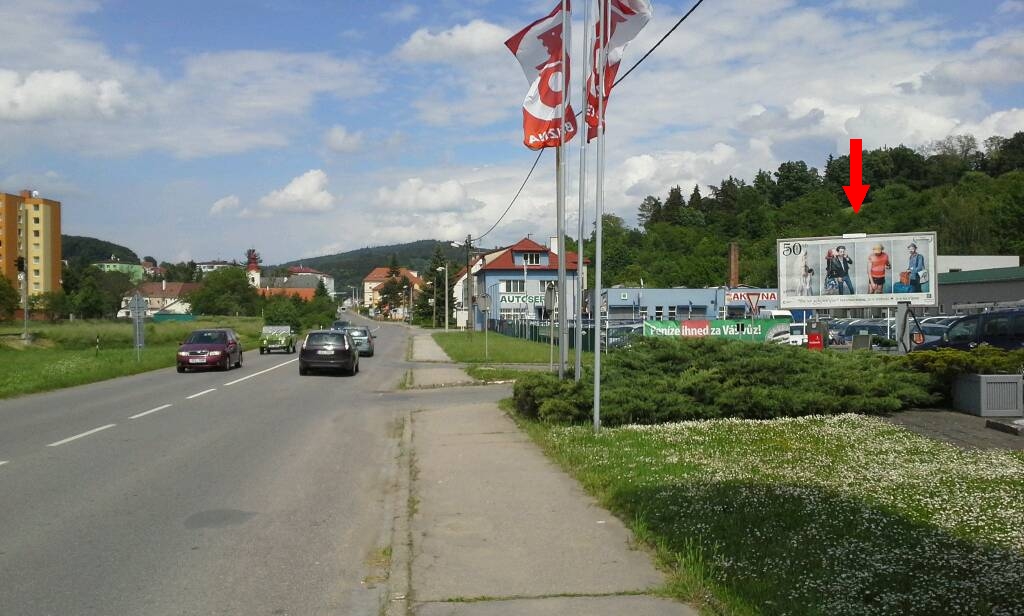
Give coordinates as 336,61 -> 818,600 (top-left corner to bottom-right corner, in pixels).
905,347 -> 1024,403
512,337 -> 938,426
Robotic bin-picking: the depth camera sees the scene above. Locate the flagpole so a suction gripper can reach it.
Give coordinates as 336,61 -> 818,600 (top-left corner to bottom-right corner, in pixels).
593,0 -> 608,433
574,0 -> 592,382
555,0 -> 570,380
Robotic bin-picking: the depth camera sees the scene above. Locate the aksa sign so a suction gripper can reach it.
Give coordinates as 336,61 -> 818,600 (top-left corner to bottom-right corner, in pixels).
776,232 -> 938,308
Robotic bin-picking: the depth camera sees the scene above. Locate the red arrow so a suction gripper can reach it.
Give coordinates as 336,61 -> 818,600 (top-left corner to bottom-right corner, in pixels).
843,138 -> 869,213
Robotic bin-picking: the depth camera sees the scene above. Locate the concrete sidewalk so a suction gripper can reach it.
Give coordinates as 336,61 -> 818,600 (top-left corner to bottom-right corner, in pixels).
390,396 -> 696,615
409,333 -> 477,389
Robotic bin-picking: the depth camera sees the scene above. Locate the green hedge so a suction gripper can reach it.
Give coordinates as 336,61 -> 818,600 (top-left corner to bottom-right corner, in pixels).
513,337 -> 937,426
904,347 -> 1024,403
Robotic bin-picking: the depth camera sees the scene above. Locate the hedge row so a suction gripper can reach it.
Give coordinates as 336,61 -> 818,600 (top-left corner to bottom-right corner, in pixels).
513,337 -> 944,426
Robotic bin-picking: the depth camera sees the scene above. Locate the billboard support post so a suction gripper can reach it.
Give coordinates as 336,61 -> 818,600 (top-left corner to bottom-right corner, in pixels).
896,301 -> 912,355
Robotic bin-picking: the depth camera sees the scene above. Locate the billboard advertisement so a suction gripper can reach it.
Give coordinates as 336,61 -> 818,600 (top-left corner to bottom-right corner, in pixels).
777,232 -> 937,309
644,318 -> 791,342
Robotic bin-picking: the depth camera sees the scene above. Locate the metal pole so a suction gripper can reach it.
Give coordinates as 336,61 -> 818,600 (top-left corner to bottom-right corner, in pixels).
593,0 -> 609,433
445,267 -> 450,332
466,234 -> 473,333
554,0 -> 570,380
575,0 -> 593,380
433,278 -> 437,327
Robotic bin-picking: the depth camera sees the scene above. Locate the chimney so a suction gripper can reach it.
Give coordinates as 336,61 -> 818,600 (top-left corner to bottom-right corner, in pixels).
729,242 -> 740,288
549,236 -> 559,255
20,190 -> 32,198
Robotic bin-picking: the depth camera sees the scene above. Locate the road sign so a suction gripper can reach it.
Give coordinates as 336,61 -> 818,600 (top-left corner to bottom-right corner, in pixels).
130,293 -> 146,356
478,293 -> 492,311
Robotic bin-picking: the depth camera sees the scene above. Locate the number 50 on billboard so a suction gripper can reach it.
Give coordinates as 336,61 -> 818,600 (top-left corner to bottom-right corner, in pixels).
776,232 -> 938,309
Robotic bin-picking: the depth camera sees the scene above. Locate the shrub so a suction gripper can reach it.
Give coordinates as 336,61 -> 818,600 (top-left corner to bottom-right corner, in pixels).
905,347 -> 1024,403
511,337 -> 938,426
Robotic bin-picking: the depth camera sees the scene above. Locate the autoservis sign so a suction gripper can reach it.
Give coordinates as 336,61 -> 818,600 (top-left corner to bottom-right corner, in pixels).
499,293 -> 544,304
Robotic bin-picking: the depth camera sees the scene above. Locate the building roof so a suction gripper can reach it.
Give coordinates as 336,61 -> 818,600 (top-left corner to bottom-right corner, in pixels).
288,266 -> 328,276
937,267 -> 1024,285
134,282 -> 201,298
363,266 -> 423,287
476,238 -> 585,273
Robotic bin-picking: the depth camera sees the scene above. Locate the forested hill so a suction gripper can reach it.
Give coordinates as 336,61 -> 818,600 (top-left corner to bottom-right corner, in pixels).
587,132 -> 1024,289
62,235 -> 139,268
274,239 -> 465,290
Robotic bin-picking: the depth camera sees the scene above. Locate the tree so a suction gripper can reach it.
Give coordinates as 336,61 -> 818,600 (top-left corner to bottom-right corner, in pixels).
314,279 -> 329,299
187,267 -> 260,316
662,186 -> 686,225
0,275 -> 19,320
637,195 -> 663,230
73,277 -> 107,319
387,253 -> 401,278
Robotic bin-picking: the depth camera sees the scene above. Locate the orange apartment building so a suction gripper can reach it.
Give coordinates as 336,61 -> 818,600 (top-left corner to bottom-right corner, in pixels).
0,190 -> 62,297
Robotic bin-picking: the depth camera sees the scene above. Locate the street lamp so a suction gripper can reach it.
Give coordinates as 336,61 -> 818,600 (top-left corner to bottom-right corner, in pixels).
437,265 -> 449,332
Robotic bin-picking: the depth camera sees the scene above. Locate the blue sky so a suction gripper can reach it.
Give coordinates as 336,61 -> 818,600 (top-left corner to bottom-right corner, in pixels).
0,0 -> 1021,264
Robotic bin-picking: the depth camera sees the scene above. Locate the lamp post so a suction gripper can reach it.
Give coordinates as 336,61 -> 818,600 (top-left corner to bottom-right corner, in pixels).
437,266 -> 449,332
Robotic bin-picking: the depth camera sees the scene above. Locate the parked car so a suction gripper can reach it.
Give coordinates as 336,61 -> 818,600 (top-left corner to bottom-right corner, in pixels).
910,323 -> 947,345
921,316 -> 961,326
177,328 -> 243,372
259,325 -> 296,354
341,326 -> 375,356
914,309 -> 1024,351
299,330 -> 360,376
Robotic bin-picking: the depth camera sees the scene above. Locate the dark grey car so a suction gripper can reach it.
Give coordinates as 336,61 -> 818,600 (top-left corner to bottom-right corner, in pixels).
299,330 -> 360,376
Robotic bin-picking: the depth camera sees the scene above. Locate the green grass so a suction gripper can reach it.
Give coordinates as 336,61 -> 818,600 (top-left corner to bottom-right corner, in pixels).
433,331 -> 592,365
464,366 -> 550,382
0,317 -> 267,399
0,344 -> 180,399
520,414 -> 1024,616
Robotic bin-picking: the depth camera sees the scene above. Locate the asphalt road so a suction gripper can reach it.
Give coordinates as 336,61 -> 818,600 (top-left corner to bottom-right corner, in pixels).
0,317 -> 414,616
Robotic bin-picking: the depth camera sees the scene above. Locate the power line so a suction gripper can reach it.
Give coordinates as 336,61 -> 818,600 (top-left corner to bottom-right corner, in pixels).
474,0 -> 706,241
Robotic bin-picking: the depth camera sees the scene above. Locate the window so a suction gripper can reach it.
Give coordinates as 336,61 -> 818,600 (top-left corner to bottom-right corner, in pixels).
33,217 -> 39,224
668,306 -> 677,320
655,305 -> 663,319
639,307 -> 648,320
500,307 -> 527,320
983,316 -> 1010,337
947,317 -> 978,343
33,204 -> 39,211
33,256 -> 39,263
33,269 -> 40,277
523,253 -> 541,266
503,279 -> 525,293
1013,316 -> 1024,340
33,230 -> 40,237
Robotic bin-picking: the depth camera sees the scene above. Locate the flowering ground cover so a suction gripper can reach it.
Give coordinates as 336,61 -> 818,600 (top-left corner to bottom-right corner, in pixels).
525,413 -> 1024,615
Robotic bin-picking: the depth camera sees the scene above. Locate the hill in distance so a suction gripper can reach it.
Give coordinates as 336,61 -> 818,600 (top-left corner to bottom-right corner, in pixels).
62,235 -> 139,268
274,239 -> 468,291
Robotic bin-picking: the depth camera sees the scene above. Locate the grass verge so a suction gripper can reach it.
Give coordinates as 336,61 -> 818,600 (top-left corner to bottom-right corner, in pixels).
464,366 -> 543,383
518,413 -> 1024,616
433,331 -> 591,365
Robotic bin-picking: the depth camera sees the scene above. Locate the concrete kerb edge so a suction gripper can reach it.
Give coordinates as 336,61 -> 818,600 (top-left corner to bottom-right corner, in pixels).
384,411 -> 413,616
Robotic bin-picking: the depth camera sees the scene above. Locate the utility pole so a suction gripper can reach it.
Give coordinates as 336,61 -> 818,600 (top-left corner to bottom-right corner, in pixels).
465,234 -> 473,332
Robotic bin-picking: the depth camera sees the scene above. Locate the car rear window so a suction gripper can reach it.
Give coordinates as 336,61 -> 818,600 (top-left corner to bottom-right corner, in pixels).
346,329 -> 368,338
306,333 -> 346,347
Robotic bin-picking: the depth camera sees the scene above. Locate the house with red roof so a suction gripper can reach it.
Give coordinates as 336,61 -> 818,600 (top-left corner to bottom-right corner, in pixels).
468,236 -> 588,329
361,266 -> 424,319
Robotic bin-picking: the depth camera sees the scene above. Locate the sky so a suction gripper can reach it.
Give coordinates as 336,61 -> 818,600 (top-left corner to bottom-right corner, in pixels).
0,0 -> 1022,265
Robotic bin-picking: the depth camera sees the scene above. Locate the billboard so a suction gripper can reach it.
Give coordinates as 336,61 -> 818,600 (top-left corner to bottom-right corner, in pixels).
777,232 -> 937,309
644,318 -> 791,342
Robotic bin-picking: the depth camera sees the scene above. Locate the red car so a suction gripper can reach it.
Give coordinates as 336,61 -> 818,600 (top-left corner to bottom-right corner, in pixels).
177,328 -> 243,373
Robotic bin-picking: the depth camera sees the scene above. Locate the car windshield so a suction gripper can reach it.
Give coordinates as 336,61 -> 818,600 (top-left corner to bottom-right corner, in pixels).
306,333 -> 346,346
345,328 -> 369,338
185,331 -> 226,344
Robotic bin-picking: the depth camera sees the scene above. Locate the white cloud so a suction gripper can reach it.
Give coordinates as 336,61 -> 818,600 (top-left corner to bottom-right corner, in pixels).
831,0 -> 910,10
0,69 -> 129,120
258,170 -> 338,213
397,20 -> 513,62
376,178 -> 484,212
997,1 -> 1024,14
209,195 -> 240,216
324,125 -> 363,153
383,3 -> 420,22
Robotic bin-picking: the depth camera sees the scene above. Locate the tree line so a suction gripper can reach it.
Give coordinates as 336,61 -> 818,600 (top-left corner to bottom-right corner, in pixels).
585,132 -> 1024,289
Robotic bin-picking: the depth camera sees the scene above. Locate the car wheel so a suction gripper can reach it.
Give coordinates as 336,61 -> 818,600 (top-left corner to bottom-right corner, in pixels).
299,363 -> 308,376
222,357 -> 230,371
177,365 -> 185,373
235,352 -> 242,369
260,348 -> 265,355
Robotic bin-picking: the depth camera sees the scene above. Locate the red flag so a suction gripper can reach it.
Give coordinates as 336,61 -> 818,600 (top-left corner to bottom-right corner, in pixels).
586,0 -> 652,141
505,2 -> 578,150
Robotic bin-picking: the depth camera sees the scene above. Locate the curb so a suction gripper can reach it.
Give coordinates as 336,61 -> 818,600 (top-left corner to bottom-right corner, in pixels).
986,419 -> 1023,436
384,411 -> 413,616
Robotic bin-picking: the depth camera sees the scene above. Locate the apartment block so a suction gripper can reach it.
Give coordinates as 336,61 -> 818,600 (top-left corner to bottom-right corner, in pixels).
0,190 -> 62,296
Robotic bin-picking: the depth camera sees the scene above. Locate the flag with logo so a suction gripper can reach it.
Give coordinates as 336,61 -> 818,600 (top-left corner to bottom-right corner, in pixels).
505,2 -> 577,150
586,0 -> 652,141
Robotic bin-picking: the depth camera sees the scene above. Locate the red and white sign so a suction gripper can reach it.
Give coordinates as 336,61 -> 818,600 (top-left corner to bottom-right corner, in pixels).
585,0 -> 652,141
679,320 -> 711,337
505,2 -> 578,150
725,292 -> 778,303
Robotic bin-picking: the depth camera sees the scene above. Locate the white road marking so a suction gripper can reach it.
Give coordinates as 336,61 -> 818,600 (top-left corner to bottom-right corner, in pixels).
129,404 -> 173,420
0,460 -> 8,467
186,389 -> 216,400
224,358 -> 299,387
47,424 -> 117,447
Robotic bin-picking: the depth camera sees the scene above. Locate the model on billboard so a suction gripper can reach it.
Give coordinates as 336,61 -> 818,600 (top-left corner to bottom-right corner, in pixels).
826,245 -> 854,294
800,254 -> 815,296
904,243 -> 925,293
867,243 -> 891,294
